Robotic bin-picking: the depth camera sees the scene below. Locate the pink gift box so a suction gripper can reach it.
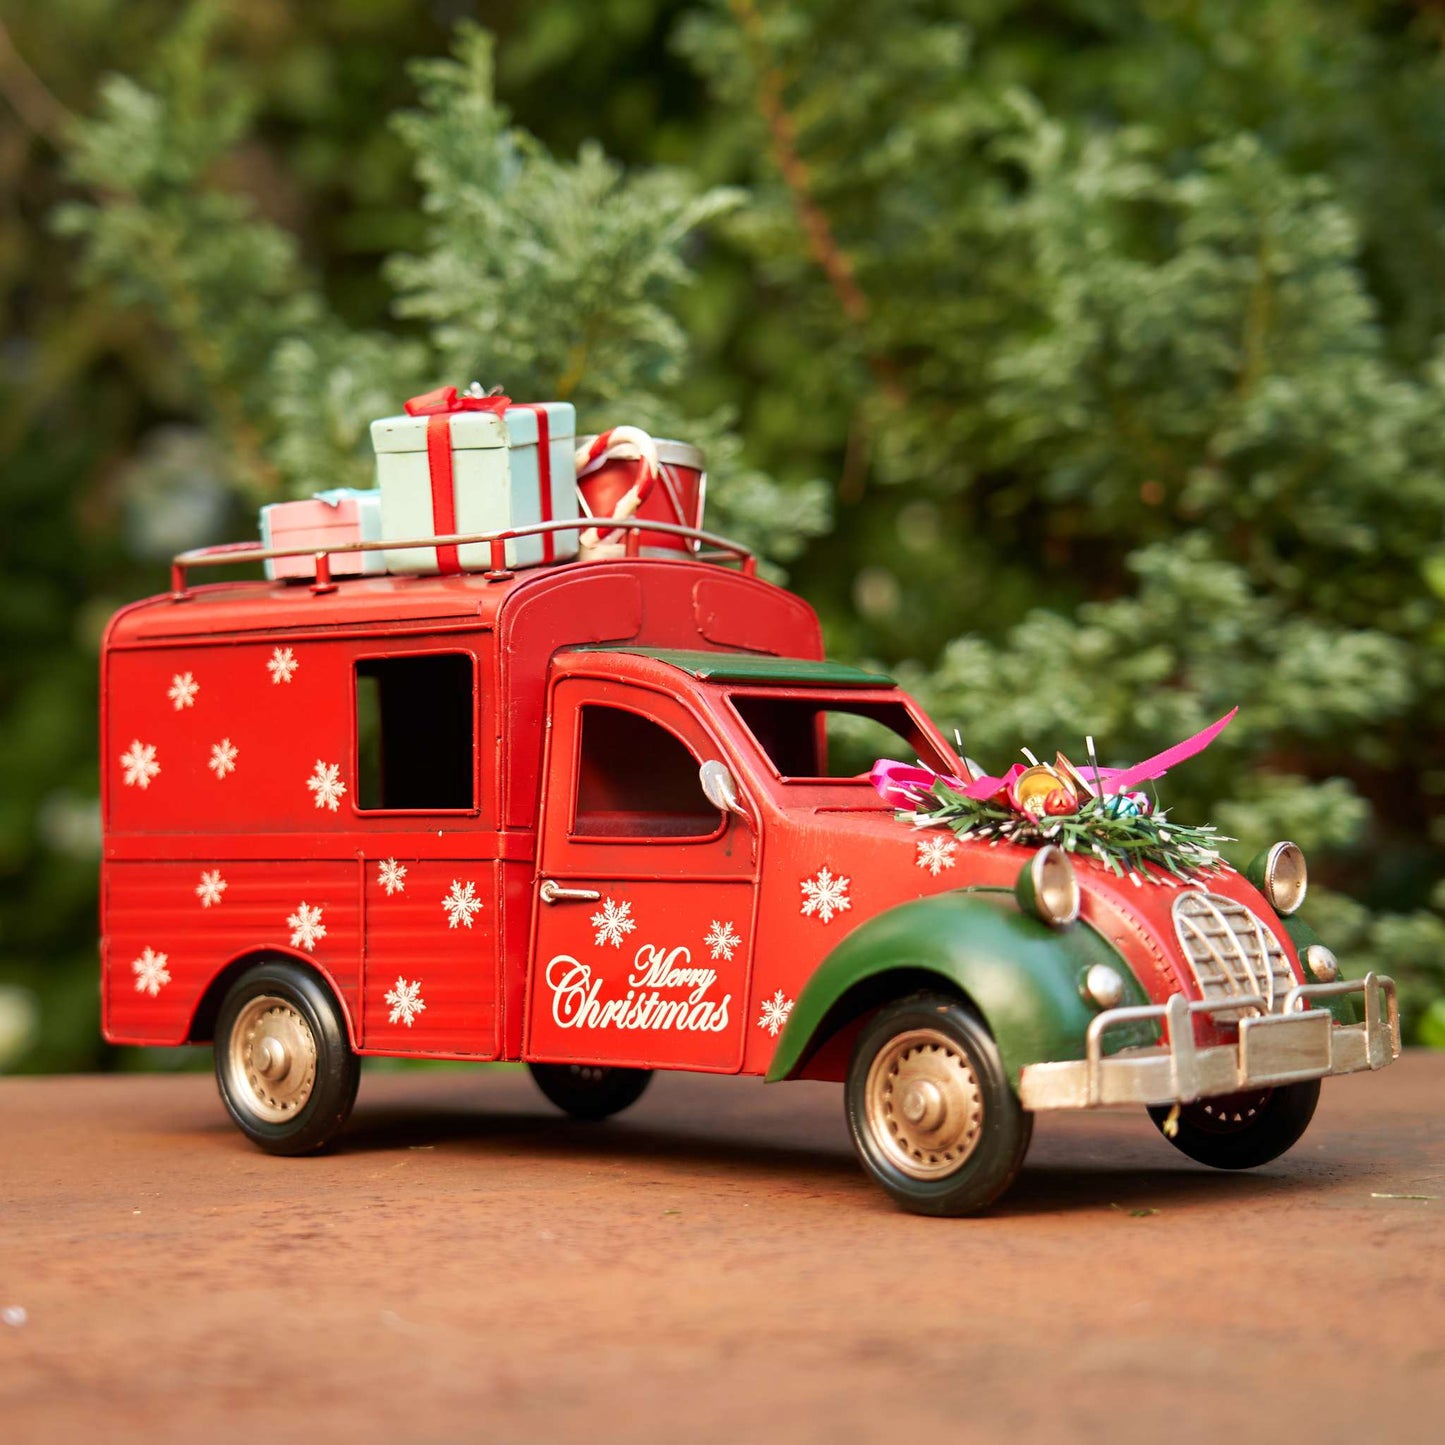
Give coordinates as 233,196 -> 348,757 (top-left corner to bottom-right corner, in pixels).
259,490 -> 385,580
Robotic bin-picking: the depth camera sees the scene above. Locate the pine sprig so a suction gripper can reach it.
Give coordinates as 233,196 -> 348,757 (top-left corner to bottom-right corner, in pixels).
910,779 -> 1232,886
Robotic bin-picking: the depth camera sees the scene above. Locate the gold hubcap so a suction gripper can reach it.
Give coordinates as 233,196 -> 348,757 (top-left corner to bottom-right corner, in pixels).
865,1028 -> 983,1180
227,996 -> 317,1124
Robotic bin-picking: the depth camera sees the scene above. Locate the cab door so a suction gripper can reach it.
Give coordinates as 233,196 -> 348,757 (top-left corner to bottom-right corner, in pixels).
527,678 -> 756,1072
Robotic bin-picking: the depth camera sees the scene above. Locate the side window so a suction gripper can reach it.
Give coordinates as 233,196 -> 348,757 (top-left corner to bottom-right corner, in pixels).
573,705 -> 721,840
730,694 -> 949,779
355,653 -> 475,811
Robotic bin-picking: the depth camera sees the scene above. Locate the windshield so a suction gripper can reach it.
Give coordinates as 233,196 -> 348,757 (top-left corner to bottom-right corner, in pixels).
728,691 -> 952,782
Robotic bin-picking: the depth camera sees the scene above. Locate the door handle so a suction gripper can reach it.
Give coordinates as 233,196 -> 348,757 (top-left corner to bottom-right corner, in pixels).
539,880 -> 602,904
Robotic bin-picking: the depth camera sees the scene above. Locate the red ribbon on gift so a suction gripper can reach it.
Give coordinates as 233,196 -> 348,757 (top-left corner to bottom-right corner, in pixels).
404,385 -> 513,419
514,404 -> 556,563
403,386 -> 559,570
404,386 -> 512,574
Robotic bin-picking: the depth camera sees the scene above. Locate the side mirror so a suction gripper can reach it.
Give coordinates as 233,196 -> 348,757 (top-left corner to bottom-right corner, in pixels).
699,760 -> 749,824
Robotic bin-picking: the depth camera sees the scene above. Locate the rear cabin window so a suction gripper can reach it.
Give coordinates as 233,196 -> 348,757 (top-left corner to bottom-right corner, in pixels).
573,705 -> 721,840
355,653 -> 475,811
731,694 -> 948,780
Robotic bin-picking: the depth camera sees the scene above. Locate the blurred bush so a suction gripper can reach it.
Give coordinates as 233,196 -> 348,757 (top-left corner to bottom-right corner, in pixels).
0,0 -> 1441,1070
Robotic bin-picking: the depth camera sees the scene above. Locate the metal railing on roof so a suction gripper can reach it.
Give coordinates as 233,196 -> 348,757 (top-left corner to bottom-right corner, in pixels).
168,515 -> 757,600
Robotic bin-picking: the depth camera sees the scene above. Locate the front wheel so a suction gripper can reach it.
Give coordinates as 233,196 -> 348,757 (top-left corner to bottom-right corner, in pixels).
529,1062 -> 653,1120
214,961 -> 360,1156
1147,1079 -> 1321,1170
846,994 -> 1033,1217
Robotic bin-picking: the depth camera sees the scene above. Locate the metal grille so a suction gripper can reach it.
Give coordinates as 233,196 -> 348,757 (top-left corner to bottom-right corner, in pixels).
1171,891 -> 1295,1016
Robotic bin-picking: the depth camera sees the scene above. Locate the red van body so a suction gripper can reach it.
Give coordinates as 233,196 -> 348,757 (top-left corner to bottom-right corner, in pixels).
101,556 -> 841,1062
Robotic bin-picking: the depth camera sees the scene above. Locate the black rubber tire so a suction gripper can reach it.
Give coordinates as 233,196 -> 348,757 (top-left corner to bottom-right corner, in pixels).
845,994 -> 1033,1217
214,961 -> 361,1156
1147,1079 -> 1321,1170
528,1062 -> 653,1121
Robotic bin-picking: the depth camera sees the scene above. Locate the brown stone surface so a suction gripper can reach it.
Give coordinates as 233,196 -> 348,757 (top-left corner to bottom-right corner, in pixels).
1,1057 -> 1443,1443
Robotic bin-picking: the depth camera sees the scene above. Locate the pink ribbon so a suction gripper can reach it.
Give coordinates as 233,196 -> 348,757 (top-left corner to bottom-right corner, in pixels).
870,707 -> 1238,809
869,760 -> 969,808
1094,707 -> 1237,795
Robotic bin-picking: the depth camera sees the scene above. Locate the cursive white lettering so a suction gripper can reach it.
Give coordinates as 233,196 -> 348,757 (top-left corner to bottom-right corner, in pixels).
627,944 -> 717,1004
546,949 -> 732,1033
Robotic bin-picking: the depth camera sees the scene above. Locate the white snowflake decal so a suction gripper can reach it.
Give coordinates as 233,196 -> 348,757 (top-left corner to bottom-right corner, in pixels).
385,976 -> 427,1028
120,739 -> 159,790
286,901 -> 326,953
167,671 -> 199,711
915,836 -> 958,877
306,760 -> 346,812
209,738 -> 238,779
800,865 -> 852,924
195,869 -> 227,908
591,897 -> 636,948
442,879 -> 481,929
267,646 -> 298,685
705,920 -> 741,962
131,947 -> 171,997
757,989 -> 794,1037
377,858 -> 408,896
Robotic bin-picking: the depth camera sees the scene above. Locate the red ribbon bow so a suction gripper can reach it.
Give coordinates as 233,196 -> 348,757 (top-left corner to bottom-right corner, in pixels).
404,384 -> 513,417
401,385 -> 516,573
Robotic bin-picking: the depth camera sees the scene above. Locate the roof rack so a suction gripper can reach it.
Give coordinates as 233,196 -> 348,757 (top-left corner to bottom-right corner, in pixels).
168,515 -> 757,601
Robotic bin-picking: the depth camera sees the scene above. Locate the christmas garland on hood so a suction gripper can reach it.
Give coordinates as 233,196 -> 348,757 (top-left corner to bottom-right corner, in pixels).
871,709 -> 1237,886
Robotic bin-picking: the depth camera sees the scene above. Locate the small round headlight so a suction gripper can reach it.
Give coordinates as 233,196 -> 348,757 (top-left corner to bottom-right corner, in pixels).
1263,841 -> 1308,916
1303,944 -> 1339,983
1082,963 -> 1126,1010
1017,845 -> 1080,927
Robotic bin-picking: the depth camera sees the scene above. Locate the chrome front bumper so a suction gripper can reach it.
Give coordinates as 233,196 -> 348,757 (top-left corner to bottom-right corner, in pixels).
1018,973 -> 1400,1112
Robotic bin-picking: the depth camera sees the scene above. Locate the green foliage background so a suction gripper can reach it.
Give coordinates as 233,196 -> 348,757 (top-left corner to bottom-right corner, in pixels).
1,0 -> 1442,1071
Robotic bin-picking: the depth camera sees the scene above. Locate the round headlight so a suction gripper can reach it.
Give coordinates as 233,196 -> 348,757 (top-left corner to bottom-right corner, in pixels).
1082,963 -> 1126,1010
1017,845 -> 1080,927
1303,944 -> 1339,983
1263,841 -> 1308,915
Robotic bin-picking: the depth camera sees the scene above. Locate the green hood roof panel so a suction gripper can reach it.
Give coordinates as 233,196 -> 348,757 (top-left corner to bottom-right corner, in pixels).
578,647 -> 893,687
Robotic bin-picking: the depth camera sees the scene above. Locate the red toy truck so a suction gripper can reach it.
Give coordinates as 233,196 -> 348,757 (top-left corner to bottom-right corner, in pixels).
100,517 -> 1400,1215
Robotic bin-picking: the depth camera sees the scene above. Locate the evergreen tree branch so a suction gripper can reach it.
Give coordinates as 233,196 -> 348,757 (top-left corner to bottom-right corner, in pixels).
726,0 -> 903,412
728,0 -> 867,327
1235,235 -> 1276,402
143,226 -> 282,496
0,18 -> 69,139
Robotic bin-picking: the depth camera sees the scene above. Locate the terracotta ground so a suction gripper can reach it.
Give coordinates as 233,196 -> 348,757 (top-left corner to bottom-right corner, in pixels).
2,1056 -> 1442,1443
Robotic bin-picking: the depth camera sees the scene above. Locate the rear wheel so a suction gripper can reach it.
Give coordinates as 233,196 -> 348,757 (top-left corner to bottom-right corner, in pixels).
529,1062 -> 653,1120
1148,1079 -> 1320,1170
846,994 -> 1032,1217
214,961 -> 360,1156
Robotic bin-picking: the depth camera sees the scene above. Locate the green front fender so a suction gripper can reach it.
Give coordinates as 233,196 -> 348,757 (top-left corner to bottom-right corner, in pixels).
1277,913 -> 1356,1025
766,891 -> 1153,1086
